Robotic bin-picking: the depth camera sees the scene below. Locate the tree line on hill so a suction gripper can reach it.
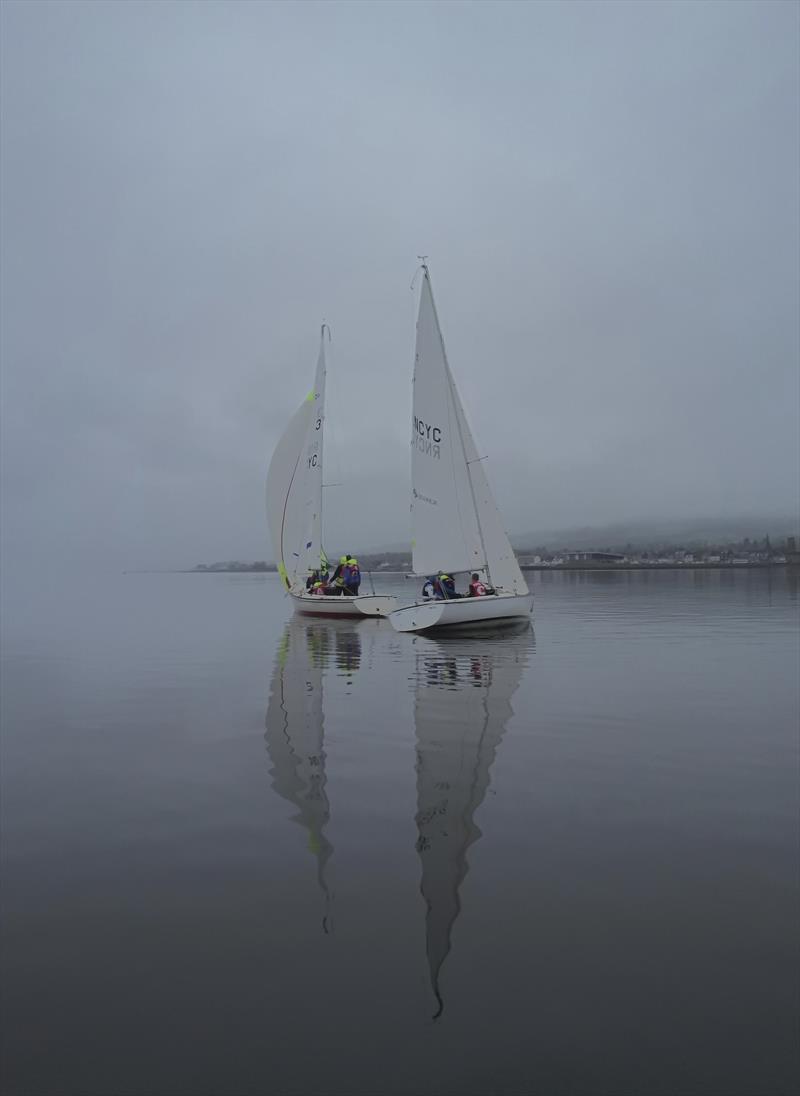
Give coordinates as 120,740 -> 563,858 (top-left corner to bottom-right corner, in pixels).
191,534 -> 797,573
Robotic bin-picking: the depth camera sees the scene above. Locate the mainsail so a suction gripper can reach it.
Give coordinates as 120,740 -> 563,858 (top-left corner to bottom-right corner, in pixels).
266,330 -> 327,591
410,269 -> 528,595
413,625 -> 533,1016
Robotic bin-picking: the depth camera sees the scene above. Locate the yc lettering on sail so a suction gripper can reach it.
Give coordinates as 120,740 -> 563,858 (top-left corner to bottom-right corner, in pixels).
411,416 -> 442,459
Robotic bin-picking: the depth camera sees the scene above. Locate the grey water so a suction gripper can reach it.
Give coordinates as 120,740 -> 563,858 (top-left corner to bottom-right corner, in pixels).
1,569 -> 798,1096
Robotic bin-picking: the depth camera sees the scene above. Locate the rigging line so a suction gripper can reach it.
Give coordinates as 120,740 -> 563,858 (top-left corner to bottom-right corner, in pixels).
447,361 -> 492,584
314,333 -> 329,564
443,358 -> 468,575
324,346 -> 349,548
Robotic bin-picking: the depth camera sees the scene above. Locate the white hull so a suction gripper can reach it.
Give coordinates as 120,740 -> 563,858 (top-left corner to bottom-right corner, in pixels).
291,592 -> 398,618
389,593 -> 533,633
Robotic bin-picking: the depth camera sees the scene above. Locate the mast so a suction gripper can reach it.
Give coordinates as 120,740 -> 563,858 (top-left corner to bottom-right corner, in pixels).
318,322 -> 330,571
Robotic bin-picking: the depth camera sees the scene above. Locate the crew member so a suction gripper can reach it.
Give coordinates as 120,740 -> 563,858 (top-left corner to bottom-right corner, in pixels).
469,573 -> 488,596
326,556 -> 348,596
344,556 -> 361,595
437,572 -> 459,599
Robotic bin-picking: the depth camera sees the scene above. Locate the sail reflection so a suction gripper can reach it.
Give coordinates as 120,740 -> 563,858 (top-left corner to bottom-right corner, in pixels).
413,622 -> 534,1017
264,618 -> 363,932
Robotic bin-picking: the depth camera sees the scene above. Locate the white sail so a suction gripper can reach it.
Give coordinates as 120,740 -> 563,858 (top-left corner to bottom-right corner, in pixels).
448,375 -> 528,595
266,332 -> 327,590
410,270 -> 528,595
411,274 -> 483,577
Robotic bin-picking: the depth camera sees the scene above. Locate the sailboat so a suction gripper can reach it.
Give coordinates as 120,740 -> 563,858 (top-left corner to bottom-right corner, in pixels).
413,623 -> 533,1016
266,325 -> 397,618
390,266 -> 533,633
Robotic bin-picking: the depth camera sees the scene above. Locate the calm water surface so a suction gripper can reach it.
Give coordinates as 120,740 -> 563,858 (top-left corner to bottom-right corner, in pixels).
2,569 -> 798,1096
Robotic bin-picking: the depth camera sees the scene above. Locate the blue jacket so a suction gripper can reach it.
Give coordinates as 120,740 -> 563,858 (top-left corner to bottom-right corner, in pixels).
439,575 -> 456,598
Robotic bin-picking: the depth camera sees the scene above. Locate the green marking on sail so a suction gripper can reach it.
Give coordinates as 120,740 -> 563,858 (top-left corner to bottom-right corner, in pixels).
278,561 -> 290,589
305,390 -> 315,403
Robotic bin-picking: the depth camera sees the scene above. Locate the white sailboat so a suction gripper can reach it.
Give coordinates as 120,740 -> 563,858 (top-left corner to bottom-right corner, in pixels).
390,266 -> 533,633
266,325 -> 397,618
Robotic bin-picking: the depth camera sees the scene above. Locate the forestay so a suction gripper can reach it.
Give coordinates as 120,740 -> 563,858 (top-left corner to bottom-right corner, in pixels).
266,331 -> 327,591
410,270 -> 528,595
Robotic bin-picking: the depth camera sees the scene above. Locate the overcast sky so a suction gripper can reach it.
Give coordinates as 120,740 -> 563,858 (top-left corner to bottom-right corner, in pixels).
1,0 -> 798,571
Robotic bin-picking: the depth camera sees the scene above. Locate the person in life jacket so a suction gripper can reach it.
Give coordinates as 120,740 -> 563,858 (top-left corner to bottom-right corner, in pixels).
436,572 -> 460,599
306,569 -> 319,592
340,559 -> 353,593
344,556 -> 361,595
422,576 -> 436,599
311,579 -> 326,596
469,573 -> 488,596
326,556 -> 348,595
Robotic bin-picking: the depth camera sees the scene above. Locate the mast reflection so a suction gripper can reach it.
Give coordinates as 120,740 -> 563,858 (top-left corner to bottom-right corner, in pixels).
413,622 -> 533,1017
264,618 -> 362,932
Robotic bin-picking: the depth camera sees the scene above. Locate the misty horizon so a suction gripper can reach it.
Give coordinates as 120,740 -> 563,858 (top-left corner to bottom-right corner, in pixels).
1,1 -> 798,576
190,511 -> 797,572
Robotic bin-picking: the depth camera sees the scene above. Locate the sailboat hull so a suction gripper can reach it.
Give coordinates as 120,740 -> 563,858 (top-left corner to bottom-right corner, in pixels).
291,592 -> 398,619
389,593 -> 533,633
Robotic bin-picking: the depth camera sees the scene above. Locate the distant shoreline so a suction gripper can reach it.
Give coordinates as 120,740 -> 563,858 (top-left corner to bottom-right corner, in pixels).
175,561 -> 793,575
521,561 -> 791,572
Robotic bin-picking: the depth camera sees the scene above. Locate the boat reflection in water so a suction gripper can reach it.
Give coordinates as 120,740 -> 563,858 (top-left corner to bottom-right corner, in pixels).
412,621 -> 534,1017
264,615 -> 533,1015
264,618 -> 363,933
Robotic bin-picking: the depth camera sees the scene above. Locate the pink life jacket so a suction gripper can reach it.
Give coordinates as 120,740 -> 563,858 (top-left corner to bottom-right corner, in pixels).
470,579 -> 487,597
